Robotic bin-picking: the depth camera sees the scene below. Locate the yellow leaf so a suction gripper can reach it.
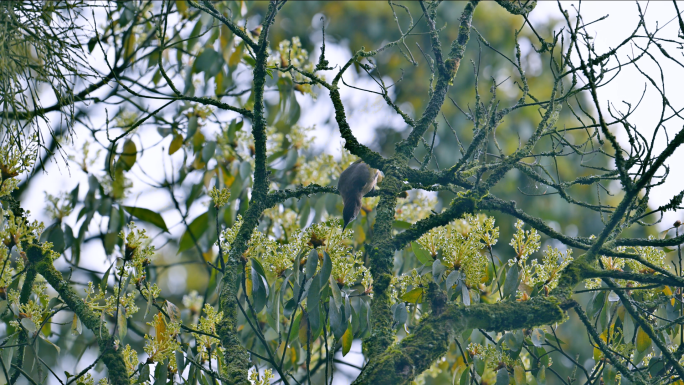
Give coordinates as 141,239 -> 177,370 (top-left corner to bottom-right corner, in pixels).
341,323 -> 353,356
175,0 -> 188,16
220,24 -> 233,52
593,347 -> 602,361
299,316 -> 309,346
119,139 -> 137,170
215,70 -> 225,96
354,224 -> 366,244
514,365 -> 526,385
228,42 -> 244,67
169,134 -> 183,155
124,32 -> 136,61
636,327 -> 651,352
663,286 -> 675,306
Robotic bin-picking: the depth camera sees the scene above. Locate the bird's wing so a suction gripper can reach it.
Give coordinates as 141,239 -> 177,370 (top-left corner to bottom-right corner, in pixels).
338,162 -> 371,196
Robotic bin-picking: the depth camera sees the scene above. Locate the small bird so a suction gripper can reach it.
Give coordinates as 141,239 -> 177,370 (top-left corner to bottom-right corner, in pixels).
337,160 -> 383,230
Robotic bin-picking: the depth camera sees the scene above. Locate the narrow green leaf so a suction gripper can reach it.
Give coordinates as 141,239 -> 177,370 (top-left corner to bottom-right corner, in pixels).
101,263 -> 113,293
503,263 -> 520,299
178,212 -> 209,253
123,206 -> 169,232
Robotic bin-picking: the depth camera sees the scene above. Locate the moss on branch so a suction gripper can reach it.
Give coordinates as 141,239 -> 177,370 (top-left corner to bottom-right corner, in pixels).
26,245 -> 130,385
494,0 -> 537,16
215,3 -> 280,383
353,297 -> 565,385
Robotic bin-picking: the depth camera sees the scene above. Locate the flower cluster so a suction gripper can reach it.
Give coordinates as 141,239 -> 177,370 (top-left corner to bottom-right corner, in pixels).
390,269 -> 430,303
122,344 -> 139,377
221,218 -> 372,290
191,304 -> 223,362
417,214 -> 498,287
394,194 -> 438,224
208,186 -> 231,208
144,312 -> 181,369
248,368 -> 274,385
268,37 -> 316,97
293,148 -> 357,187
0,133 -> 37,198
0,208 -> 45,253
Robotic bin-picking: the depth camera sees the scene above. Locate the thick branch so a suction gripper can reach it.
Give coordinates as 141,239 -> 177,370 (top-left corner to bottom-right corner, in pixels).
215,3 -> 281,384
395,1 -> 478,159
353,297 -> 565,385
495,0 -> 537,16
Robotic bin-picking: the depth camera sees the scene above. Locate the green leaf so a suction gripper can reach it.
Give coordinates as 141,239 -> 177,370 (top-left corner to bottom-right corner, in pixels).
432,259 -> 446,283
288,312 -> 302,343
101,263 -> 113,293
319,251 -> 332,287
411,241 -> 433,265
330,276 -> 343,308
536,366 -> 546,385
39,334 -> 60,354
393,303 -> 407,328
460,370 -> 471,385
604,363 -> 617,385
496,368 -> 510,385
400,287 -> 424,304
47,224 -> 65,254
20,318 -> 37,337
461,283 -> 470,306
392,220 -> 412,230
123,206 -> 169,233
194,48 -> 223,77
153,358 -> 168,385
251,263 -> 268,313
307,275 -> 321,331
341,322 -> 353,356
623,313 -> 635,341
178,212 -> 209,253
251,257 -> 268,279
503,263 -> 520,299
137,364 -> 150,384
175,350 -> 185,374
531,328 -> 544,347
474,356 -> 486,376
305,249 -> 318,280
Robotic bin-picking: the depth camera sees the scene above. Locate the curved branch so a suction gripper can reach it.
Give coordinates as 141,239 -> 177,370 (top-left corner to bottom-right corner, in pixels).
26,246 -> 130,385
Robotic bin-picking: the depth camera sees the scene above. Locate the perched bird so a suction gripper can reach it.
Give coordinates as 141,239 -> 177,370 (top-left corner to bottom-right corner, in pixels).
337,160 -> 383,230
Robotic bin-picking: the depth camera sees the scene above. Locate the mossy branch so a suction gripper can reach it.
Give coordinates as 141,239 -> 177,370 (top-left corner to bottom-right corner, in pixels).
8,265 -> 37,385
26,245 -> 130,385
494,0 -> 537,16
353,297 -> 565,385
395,1 -> 477,160
213,2 -> 281,383
574,305 -> 646,385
